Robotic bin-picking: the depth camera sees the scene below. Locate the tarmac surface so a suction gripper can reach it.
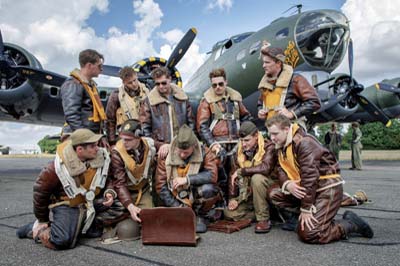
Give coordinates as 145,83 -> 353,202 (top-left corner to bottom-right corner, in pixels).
0,157 -> 399,266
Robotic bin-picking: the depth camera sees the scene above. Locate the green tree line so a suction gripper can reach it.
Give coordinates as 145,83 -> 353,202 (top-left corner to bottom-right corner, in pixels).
316,119 -> 400,150
37,135 -> 59,154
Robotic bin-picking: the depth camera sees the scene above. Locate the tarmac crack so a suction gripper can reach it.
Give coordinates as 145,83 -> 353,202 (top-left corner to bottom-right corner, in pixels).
82,243 -> 174,266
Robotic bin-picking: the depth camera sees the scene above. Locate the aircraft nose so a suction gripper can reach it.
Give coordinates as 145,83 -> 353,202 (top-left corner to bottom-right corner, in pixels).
295,10 -> 349,72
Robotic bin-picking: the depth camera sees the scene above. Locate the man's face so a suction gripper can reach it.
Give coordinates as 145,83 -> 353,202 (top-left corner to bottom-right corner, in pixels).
154,75 -> 171,95
120,135 -> 141,151
240,133 -> 258,152
88,58 -> 103,78
262,55 -> 281,78
210,76 -> 227,96
77,142 -> 99,161
176,146 -> 194,160
268,124 -> 290,147
123,74 -> 139,92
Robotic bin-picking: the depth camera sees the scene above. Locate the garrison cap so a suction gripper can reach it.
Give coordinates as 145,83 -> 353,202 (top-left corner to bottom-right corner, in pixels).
70,128 -> 103,146
239,121 -> 258,138
261,46 -> 285,62
119,119 -> 142,138
176,125 -> 198,149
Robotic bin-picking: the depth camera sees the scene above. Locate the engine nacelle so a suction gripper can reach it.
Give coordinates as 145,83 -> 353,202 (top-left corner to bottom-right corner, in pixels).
0,43 -> 43,118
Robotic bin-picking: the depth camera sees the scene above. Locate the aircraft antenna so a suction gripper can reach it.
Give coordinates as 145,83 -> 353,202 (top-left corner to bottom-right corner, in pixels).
283,4 -> 303,15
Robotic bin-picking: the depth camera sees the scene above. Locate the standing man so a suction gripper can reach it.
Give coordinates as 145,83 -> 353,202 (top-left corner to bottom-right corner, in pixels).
140,67 -> 195,159
324,123 -> 342,160
61,49 -> 106,134
224,121 -> 278,234
105,67 -> 149,146
265,115 -> 373,244
155,125 -> 221,233
350,122 -> 363,170
257,44 -> 320,127
103,119 -> 156,241
197,68 -> 253,198
106,66 -> 149,145
16,129 -> 114,249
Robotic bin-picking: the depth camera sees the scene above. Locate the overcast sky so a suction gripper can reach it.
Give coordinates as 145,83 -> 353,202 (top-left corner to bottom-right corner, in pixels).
0,0 -> 399,151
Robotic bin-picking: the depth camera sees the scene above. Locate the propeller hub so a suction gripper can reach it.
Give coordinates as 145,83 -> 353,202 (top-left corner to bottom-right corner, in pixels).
353,84 -> 364,93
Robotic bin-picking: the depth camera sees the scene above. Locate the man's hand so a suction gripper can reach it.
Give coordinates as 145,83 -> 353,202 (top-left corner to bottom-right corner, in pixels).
286,181 -> 306,199
258,109 -> 267,119
228,199 -> 239,211
211,143 -> 222,155
299,212 -> 319,231
172,177 -> 188,190
158,144 -> 170,159
277,107 -> 294,119
127,204 -> 142,223
103,192 -> 114,207
32,220 -> 48,239
230,170 -> 238,188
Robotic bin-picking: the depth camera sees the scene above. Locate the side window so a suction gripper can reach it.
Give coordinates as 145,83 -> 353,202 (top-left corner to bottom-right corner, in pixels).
249,40 -> 261,55
275,28 -> 289,40
214,47 -> 222,61
236,49 -> 246,61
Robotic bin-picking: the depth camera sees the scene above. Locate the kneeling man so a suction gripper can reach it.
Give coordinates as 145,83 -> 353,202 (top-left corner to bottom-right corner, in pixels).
155,125 -> 221,233
266,115 -> 373,244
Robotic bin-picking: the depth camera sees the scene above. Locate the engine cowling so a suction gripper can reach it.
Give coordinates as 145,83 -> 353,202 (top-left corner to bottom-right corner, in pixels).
0,43 -> 43,119
132,57 -> 183,90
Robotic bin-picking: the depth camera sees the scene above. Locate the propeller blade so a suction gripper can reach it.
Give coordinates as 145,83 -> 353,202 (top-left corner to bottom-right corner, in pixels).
102,65 -> 122,77
0,30 -> 4,55
375,83 -> 400,94
348,38 -> 353,82
316,91 -> 350,113
12,65 -> 67,86
314,77 -> 335,88
355,93 -> 391,127
166,28 -> 197,69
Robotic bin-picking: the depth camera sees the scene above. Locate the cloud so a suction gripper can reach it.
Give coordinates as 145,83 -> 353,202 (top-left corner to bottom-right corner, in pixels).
0,0 -> 206,148
335,0 -> 400,85
207,0 -> 233,12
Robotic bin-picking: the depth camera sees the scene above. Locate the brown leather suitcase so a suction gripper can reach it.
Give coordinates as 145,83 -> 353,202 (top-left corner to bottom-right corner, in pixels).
208,219 -> 252,233
141,207 -> 197,246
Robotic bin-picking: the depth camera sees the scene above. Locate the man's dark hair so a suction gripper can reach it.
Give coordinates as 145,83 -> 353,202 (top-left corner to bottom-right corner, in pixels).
209,68 -> 226,80
79,49 -> 104,67
119,66 -> 137,81
151,66 -> 170,79
265,114 -> 291,129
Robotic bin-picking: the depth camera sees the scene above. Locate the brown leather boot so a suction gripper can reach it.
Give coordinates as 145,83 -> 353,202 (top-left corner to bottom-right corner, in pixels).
254,220 -> 271,234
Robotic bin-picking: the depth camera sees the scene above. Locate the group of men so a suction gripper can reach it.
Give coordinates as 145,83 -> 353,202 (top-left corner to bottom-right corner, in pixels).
16,45 -> 373,250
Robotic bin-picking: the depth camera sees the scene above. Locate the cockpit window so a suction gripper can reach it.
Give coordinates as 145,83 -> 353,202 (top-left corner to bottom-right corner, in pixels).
295,11 -> 349,71
275,28 -> 289,40
232,32 -> 253,43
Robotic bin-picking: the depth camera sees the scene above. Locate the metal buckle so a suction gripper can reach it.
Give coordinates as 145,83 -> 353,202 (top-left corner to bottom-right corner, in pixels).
222,113 -> 235,120
85,191 -> 95,201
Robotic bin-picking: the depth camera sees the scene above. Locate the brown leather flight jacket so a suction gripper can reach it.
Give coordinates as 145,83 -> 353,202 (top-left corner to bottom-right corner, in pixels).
105,84 -> 148,145
277,127 -> 341,211
196,87 -> 253,146
33,162 -> 112,223
140,84 -> 195,150
257,73 -> 321,119
155,146 -> 218,207
110,140 -> 155,208
230,139 -> 278,197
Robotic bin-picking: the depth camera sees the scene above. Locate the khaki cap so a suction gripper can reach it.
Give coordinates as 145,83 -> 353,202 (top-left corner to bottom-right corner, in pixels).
239,121 -> 258,138
70,128 -> 103,146
176,125 -> 198,149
